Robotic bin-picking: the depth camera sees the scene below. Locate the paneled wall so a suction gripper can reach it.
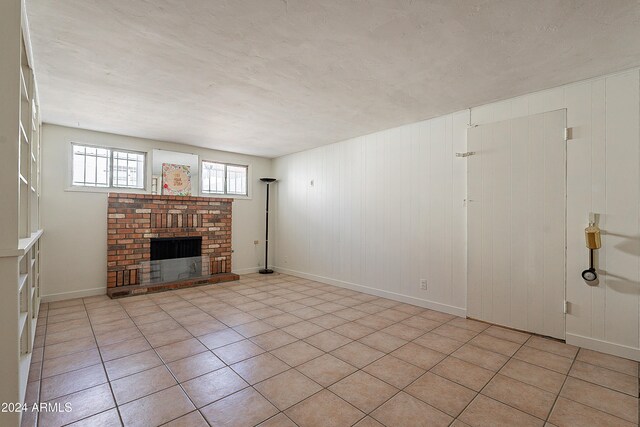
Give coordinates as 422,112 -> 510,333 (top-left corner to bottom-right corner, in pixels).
273,112 -> 469,315
471,69 -> 640,360
273,68 -> 640,360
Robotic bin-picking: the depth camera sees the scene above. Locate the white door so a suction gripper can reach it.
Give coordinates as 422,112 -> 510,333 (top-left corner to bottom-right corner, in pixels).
467,110 -> 566,339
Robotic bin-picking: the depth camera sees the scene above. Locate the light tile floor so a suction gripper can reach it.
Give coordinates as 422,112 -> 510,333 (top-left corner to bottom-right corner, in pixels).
23,273 -> 639,427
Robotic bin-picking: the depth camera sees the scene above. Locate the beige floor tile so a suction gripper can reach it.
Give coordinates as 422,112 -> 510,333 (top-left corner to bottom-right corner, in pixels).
255,369 -> 323,410
40,364 -> 107,401
104,349 -> 163,381
331,341 -> 385,368
231,353 -> 290,384
432,324 -> 479,342
297,354 -> 358,387
285,389 -> 365,427
513,346 -> 573,374
119,385 -> 195,427
482,374 -> 556,419
560,377 -> 638,423
405,372 -> 477,417
111,365 -> 177,404
459,395 -> 544,427
201,387 -> 278,426
413,332 -> 465,354
182,367 -> 248,407
257,413 -> 298,427
162,411 -> 209,427
167,351 -> 225,383
145,327 -> 193,348
329,370 -> 398,412
213,339 -> 265,364
44,326 -> 94,346
569,361 -> 638,396
355,314 -> 396,330
525,336 -> 579,359
499,358 -> 566,394
270,340 -> 324,366
331,322 -> 376,340
232,320 -> 276,338
431,356 -> 494,391
470,333 -> 522,357
353,416 -> 385,427
548,397 -> 636,427
371,391 -> 452,427
391,342 -> 446,370
304,330 -> 352,352
483,325 -> 531,344
290,306 -> 324,320
155,338 -> 208,363
99,337 -> 151,363
452,344 -> 509,371
358,331 -> 407,353
198,328 -> 245,349
65,408 -> 122,427
576,348 -> 639,376
419,310 -> 456,322
401,315 -> 443,331
309,313 -> 349,329
263,313 -> 303,328
248,307 -> 286,319
333,308 -> 368,321
251,330 -> 299,351
447,317 -> 490,332
44,337 -> 97,360
42,348 -> 102,378
363,355 -> 425,388
217,312 -> 258,327
282,320 -> 325,339
381,323 -> 424,340
38,383 -> 115,427
184,320 -> 228,336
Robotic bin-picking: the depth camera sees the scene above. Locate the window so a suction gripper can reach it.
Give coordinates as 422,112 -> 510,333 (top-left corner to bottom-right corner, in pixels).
72,144 -> 145,189
202,161 -> 248,196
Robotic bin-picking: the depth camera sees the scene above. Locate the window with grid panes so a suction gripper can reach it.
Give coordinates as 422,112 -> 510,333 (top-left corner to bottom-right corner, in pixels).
202,161 -> 248,196
72,143 -> 145,189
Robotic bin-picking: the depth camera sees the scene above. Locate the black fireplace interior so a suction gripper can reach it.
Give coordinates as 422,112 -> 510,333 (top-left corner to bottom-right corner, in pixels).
150,237 -> 202,261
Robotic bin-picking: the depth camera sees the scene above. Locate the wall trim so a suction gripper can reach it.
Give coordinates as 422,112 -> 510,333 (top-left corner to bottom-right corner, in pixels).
42,287 -> 106,303
566,333 -> 640,362
233,267 -> 262,275
275,266 -> 467,317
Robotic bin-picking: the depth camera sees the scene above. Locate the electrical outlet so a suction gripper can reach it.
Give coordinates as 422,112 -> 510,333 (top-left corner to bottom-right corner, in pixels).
284,256 -> 288,264
253,240 -> 259,245
420,279 -> 428,290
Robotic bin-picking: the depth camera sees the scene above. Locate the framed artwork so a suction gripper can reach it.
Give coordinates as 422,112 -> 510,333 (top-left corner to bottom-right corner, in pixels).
162,163 -> 191,196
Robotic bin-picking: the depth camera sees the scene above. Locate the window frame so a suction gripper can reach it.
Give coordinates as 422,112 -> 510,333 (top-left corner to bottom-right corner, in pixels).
200,160 -> 250,198
69,142 -> 147,191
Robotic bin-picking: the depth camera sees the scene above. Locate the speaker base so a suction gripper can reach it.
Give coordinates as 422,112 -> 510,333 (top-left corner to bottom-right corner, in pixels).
259,268 -> 274,274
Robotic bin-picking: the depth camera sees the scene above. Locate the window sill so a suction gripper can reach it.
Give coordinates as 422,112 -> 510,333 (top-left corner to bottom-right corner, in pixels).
65,186 -> 149,195
200,193 -> 252,201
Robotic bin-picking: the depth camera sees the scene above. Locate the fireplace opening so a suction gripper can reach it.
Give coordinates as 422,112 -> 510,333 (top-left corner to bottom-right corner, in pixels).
151,237 -> 202,261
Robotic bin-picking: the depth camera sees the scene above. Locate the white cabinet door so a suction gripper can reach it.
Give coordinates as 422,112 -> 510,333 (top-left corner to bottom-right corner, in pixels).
467,109 -> 566,339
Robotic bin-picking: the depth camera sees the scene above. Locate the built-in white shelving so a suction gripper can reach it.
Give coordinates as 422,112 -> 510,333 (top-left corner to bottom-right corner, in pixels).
0,2 -> 42,424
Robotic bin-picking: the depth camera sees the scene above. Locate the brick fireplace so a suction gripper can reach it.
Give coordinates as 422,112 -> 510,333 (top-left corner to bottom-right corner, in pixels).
107,193 -> 239,297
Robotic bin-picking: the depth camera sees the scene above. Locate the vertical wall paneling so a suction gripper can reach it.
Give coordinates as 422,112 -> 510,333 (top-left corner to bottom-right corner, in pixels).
274,67 -> 640,359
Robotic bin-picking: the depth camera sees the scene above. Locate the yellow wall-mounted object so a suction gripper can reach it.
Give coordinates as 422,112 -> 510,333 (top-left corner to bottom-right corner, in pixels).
585,225 -> 601,250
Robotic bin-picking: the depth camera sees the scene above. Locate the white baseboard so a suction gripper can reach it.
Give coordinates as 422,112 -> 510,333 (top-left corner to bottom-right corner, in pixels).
42,287 -> 106,303
566,333 -> 640,362
274,266 -> 466,318
233,267 -> 262,275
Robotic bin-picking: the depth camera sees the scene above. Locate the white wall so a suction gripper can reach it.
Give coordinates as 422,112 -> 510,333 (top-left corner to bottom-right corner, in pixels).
273,68 -> 640,360
273,112 -> 469,316
41,124 -> 272,300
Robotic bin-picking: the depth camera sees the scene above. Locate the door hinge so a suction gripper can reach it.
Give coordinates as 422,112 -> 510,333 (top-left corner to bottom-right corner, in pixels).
456,152 -> 476,158
563,300 -> 569,314
564,127 -> 572,141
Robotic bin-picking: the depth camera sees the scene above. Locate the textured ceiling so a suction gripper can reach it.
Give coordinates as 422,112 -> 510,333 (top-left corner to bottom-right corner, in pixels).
27,0 -> 640,158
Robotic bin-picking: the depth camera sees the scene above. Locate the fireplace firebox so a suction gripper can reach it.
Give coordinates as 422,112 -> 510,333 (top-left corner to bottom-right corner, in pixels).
151,237 -> 202,261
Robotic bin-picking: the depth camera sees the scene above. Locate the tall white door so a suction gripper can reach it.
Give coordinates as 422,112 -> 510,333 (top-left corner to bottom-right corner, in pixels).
467,110 -> 566,339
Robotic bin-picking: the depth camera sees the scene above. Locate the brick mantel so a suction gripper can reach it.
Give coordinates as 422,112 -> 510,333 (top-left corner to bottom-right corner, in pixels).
107,193 -> 237,295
